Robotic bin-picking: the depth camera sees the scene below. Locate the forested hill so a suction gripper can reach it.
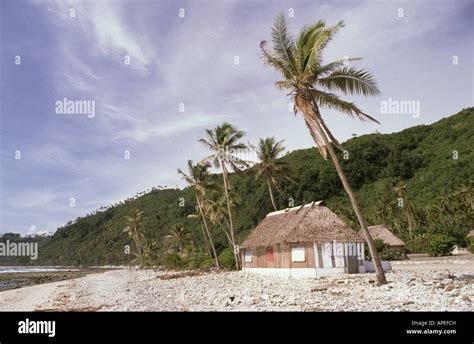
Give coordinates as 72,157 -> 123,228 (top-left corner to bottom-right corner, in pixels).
12,108 -> 474,266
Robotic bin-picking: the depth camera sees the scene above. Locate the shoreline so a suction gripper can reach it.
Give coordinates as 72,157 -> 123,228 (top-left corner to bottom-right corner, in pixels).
0,256 -> 472,312
0,268 -> 109,292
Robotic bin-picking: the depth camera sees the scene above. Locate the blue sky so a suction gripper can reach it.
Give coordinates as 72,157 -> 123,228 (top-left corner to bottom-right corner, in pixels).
0,0 -> 472,235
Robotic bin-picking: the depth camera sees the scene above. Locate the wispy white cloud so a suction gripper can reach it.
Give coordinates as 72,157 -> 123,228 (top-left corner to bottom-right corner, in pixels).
1,0 -> 471,235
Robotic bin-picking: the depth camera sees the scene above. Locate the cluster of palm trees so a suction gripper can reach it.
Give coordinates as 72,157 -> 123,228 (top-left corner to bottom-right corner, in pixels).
130,14 -> 389,284
178,122 -> 294,269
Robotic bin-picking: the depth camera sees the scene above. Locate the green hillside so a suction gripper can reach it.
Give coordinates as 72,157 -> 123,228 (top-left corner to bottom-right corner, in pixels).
7,108 -> 474,266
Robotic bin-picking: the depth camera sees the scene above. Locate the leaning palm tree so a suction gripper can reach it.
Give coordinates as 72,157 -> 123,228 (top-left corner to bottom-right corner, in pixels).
178,160 -> 220,267
260,14 -> 387,284
199,123 -> 248,269
123,209 -> 145,265
255,137 -> 295,211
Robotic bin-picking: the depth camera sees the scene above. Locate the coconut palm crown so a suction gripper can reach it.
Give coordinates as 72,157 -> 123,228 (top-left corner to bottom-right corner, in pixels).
255,137 -> 294,211
260,14 -> 380,158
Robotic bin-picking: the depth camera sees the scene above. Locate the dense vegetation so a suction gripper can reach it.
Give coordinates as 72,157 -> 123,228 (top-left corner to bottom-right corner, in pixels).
1,108 -> 472,266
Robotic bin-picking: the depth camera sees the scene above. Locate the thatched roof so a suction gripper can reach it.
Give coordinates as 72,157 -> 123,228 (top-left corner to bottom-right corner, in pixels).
240,202 -> 364,249
467,230 -> 474,238
359,225 -> 405,247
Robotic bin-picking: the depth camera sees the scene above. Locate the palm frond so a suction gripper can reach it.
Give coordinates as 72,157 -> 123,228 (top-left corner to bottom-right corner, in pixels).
304,21 -> 344,73
275,80 -> 293,89
295,20 -> 326,72
303,114 -> 329,159
318,67 -> 380,96
260,41 -> 294,80
314,90 -> 380,123
198,138 -> 216,150
271,13 -> 297,73
315,57 -> 362,77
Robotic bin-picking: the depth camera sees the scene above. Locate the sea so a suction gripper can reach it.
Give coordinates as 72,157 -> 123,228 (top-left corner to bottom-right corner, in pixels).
0,266 -> 81,274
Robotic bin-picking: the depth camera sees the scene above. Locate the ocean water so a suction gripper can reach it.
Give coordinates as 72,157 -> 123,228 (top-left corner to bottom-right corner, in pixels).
0,267 -> 81,274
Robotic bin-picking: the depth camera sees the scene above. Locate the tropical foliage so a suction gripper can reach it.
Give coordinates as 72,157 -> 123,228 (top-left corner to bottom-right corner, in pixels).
4,108 -> 472,267
123,209 -> 145,265
255,137 -> 294,211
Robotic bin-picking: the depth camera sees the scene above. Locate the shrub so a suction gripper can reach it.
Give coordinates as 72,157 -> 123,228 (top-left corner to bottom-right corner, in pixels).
199,257 -> 217,270
406,233 -> 429,253
468,239 -> 474,253
426,234 -> 456,257
160,252 -> 183,269
218,248 -> 236,269
375,245 -> 405,260
365,239 -> 406,260
183,253 -> 216,270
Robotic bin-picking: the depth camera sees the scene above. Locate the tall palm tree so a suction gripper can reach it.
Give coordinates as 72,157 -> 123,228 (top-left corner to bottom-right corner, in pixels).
255,137 -> 294,211
123,209 -> 145,265
260,14 -> 387,284
199,123 -> 248,269
178,160 -> 219,267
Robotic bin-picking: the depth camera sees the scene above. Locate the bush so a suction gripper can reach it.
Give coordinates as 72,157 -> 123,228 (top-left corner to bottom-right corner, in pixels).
468,239 -> 474,253
365,239 -> 406,260
183,253 -> 216,270
199,257 -> 217,270
406,233 -> 429,253
160,251 -> 218,270
218,248 -> 236,270
426,234 -> 456,257
160,252 -> 183,269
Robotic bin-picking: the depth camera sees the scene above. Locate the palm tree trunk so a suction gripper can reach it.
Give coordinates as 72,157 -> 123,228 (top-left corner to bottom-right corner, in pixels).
308,105 -> 387,285
219,160 -> 240,269
133,236 -> 142,265
196,195 -> 220,268
267,179 -> 278,211
133,222 -> 143,265
325,142 -> 387,285
195,197 -> 212,256
406,205 -> 416,239
199,222 -> 212,256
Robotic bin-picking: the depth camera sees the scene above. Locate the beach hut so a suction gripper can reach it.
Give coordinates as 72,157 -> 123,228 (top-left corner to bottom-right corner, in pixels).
239,201 -> 366,277
359,225 -> 406,259
360,225 -> 405,249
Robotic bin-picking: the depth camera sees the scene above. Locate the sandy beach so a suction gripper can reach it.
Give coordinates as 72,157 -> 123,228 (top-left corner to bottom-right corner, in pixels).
0,255 -> 472,312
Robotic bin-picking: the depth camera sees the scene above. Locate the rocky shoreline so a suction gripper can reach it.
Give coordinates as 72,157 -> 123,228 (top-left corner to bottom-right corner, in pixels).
0,270 -> 471,312
0,257 -> 472,312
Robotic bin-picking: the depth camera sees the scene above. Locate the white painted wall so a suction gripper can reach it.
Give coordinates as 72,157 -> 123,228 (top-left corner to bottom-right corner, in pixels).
322,243 -> 332,267
242,267 -> 348,278
364,261 -> 392,272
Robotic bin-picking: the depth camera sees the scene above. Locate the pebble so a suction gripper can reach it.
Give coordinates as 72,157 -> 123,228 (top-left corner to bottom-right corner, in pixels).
110,269 -> 474,311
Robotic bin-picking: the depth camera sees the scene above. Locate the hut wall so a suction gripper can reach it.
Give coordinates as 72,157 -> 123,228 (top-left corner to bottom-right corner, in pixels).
242,241 -> 364,270
242,247 -> 258,268
288,243 -> 315,268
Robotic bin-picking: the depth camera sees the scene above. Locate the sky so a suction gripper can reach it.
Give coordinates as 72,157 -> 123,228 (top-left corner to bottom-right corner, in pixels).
0,0 -> 472,235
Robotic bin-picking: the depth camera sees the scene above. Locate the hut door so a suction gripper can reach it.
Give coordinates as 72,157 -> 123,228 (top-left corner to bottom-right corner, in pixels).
266,247 -> 274,268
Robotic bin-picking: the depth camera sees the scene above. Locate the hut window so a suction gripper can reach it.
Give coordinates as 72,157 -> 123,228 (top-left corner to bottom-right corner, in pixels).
266,247 -> 274,262
244,250 -> 252,263
291,246 -> 305,262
